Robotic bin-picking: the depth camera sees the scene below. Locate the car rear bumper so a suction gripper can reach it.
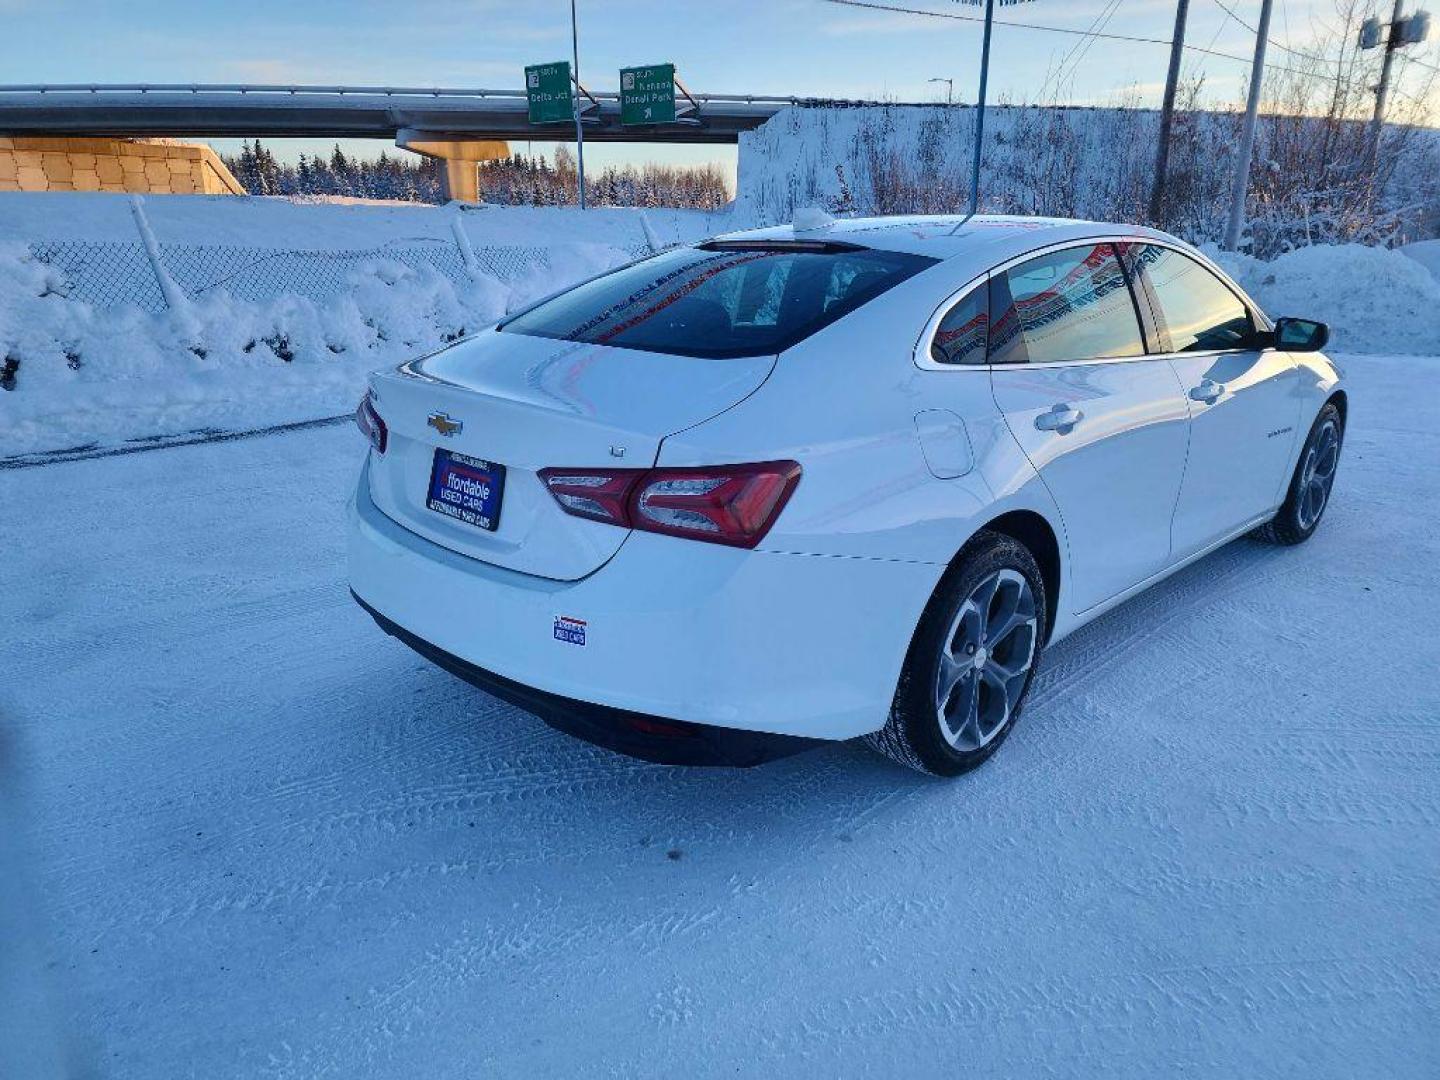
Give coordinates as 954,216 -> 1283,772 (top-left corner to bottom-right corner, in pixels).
353,590 -> 820,766
347,458 -> 943,746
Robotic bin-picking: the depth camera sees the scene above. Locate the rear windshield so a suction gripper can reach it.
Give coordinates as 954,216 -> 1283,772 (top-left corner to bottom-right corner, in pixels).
498,242 -> 938,358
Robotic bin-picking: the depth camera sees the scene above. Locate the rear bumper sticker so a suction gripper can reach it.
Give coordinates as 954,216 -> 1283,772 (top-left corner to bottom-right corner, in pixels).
554,615 -> 587,646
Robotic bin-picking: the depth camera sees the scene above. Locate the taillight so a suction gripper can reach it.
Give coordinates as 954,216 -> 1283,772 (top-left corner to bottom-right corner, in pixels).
538,461 -> 801,549
355,391 -> 387,455
632,464 -> 801,546
537,469 -> 639,526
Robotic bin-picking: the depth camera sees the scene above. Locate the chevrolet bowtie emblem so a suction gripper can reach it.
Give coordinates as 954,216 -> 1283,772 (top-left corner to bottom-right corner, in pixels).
427,412 -> 463,437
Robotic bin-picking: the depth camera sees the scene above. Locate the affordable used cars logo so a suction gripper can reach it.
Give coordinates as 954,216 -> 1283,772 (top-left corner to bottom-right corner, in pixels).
553,615 -> 587,646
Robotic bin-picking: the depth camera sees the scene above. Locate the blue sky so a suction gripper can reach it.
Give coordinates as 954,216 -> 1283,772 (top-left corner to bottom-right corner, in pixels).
2,0 -> 1435,178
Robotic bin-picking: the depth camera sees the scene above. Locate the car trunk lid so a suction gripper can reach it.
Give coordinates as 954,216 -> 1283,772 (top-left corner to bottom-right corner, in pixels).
365,329 -> 776,580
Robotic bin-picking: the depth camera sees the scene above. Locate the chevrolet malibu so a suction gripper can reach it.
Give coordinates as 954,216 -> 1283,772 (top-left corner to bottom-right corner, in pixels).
348,215 -> 1345,776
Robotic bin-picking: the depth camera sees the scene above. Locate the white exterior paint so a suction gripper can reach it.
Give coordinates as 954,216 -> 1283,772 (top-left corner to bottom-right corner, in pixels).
348,215 -> 1345,742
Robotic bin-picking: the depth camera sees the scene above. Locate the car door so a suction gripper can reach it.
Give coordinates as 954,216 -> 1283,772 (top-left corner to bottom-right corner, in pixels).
1121,244 -> 1304,558
988,242 -> 1192,614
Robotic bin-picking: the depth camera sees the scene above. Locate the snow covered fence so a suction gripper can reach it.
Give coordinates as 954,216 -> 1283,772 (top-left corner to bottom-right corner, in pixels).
26,200 -> 606,316
0,195 -> 716,459
0,232 -> 524,457
28,236 -> 561,313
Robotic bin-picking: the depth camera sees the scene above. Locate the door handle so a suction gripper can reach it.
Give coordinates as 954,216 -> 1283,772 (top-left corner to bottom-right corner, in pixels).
1189,380 -> 1224,404
1034,404 -> 1084,432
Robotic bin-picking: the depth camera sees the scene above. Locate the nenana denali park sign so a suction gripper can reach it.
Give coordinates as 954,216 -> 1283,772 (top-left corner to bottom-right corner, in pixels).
619,64 -> 676,126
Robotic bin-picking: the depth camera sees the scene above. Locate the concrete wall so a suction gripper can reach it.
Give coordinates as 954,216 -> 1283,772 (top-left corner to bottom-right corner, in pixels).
0,137 -> 245,195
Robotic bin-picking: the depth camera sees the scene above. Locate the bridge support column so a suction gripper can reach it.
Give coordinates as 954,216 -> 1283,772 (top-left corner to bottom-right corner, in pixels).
396,129 -> 509,203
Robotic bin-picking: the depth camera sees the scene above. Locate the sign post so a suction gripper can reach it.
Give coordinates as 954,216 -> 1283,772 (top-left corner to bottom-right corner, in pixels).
568,0 -> 587,210
525,8 -> 597,211
620,64 -> 677,125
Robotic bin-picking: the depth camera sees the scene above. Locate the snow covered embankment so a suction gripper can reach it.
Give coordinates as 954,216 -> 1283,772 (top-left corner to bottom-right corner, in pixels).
1209,243 -> 1440,356
0,238 -> 518,458
0,195 -> 716,460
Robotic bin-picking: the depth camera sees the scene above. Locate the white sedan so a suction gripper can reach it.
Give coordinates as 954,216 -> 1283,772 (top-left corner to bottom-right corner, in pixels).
348,215 -> 1345,776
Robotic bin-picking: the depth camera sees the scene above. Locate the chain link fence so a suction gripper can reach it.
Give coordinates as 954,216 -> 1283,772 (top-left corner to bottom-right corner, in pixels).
30,241 -> 170,311
27,237 -> 603,314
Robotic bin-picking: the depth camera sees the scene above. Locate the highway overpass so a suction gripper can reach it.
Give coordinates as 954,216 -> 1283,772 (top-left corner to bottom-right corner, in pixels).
0,83 -> 916,198
0,84 -> 806,144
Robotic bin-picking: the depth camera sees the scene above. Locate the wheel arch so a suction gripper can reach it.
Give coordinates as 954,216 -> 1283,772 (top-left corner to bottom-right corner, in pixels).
959,508 -> 1063,644
1326,388 -> 1348,429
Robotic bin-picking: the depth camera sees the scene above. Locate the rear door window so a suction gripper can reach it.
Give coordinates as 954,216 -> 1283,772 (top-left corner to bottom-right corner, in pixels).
989,243 -> 1146,365
1128,245 -> 1258,353
931,284 -> 989,365
500,242 -> 937,359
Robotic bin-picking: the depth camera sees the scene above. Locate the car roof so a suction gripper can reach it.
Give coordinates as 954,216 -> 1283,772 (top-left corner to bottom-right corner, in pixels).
711,214 -> 1189,275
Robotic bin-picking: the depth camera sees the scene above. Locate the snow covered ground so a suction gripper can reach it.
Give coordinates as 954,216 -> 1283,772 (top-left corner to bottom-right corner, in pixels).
2,350 -> 1436,1078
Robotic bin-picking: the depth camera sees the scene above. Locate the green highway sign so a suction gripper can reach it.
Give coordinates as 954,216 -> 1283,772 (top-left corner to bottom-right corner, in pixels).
525,61 -> 573,124
619,64 -> 676,126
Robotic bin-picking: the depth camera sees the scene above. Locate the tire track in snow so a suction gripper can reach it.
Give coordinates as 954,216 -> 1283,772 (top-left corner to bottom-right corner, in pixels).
748,955 -> 1440,1069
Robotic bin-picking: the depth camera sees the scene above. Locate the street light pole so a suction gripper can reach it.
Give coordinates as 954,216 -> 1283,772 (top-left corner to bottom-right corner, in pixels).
570,0 -> 587,210
1223,0 -> 1275,250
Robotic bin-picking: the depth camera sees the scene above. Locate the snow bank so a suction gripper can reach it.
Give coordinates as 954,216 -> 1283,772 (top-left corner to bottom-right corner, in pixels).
0,239 -> 517,457
1208,243 -> 1440,355
1402,239 -> 1440,283
0,195 -> 717,459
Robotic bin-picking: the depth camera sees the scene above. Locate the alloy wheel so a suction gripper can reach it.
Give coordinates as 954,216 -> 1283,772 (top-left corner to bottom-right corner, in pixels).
1297,418 -> 1340,531
934,568 -> 1039,751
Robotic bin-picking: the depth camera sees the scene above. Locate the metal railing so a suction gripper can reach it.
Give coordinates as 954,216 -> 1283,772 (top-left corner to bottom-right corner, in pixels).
0,83 -> 816,106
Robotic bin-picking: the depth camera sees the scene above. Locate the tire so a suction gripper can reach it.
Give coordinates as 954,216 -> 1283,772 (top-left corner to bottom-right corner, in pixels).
865,530 -> 1048,777
1251,401 -> 1344,547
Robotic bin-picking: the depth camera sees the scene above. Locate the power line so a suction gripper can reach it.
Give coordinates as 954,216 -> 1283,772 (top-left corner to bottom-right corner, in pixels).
1039,0 -> 1126,101
1214,0 -> 1440,81
1209,0 -> 1340,67
829,0 -> 1178,47
1201,3 -> 1231,57
822,0 -> 1351,82
1058,0 -> 1127,90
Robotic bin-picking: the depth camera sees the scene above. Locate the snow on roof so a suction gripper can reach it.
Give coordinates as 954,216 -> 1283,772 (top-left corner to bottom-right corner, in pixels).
715,214 -> 1181,266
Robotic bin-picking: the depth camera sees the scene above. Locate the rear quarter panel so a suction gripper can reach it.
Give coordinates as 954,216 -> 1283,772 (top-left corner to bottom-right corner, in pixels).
655,263 -> 1066,569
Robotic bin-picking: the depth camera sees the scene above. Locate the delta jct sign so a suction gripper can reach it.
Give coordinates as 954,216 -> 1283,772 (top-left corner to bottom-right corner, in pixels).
525,62 -> 573,124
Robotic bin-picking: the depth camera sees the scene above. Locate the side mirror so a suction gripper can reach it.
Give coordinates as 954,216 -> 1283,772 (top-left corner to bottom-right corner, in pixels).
1273,317 -> 1329,352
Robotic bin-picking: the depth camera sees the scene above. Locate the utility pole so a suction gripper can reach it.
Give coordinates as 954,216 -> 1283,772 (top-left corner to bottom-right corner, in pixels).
570,0 -> 587,210
1369,0 -> 1406,167
1223,0 -> 1275,250
1148,0 -> 1191,227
